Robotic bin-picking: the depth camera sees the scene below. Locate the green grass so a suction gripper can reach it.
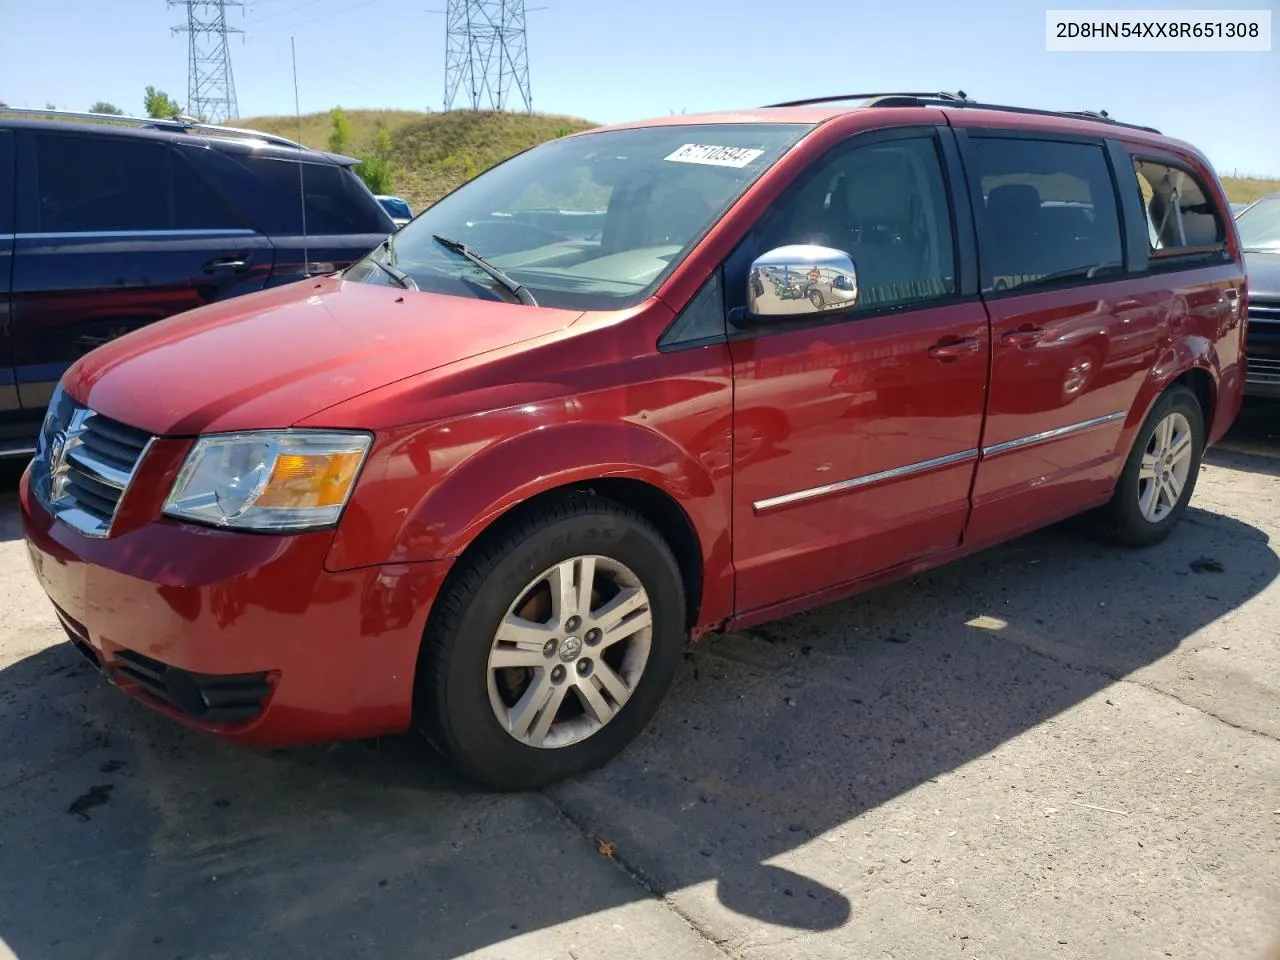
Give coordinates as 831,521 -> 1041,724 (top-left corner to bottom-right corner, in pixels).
1222,177 -> 1279,206
240,108 -> 596,211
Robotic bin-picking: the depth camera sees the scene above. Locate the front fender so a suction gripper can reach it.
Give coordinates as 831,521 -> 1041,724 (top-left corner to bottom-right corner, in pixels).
326,418 -> 735,628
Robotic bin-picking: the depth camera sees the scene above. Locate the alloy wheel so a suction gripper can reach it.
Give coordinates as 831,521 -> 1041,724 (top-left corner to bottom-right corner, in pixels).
1138,410 -> 1193,523
486,555 -> 653,749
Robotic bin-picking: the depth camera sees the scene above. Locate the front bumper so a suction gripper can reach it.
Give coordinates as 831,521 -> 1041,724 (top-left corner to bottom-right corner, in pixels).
19,464 -> 453,748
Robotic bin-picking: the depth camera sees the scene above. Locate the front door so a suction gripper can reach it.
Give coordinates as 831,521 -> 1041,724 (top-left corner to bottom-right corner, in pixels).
955,130 -> 1155,544
726,128 -> 990,614
10,129 -> 273,411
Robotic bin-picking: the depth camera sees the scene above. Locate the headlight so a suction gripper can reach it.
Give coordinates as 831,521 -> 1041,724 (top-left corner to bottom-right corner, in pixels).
163,431 -> 372,532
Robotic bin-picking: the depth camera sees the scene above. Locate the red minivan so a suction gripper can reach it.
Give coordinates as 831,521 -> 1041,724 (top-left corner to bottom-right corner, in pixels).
19,93 -> 1247,790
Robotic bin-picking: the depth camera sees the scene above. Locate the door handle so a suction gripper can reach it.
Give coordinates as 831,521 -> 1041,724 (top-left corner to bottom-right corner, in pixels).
928,337 -> 981,361
202,256 -> 249,274
1001,328 -> 1047,348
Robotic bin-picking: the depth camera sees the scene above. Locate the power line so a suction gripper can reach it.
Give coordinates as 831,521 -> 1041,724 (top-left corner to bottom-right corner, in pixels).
249,0 -> 377,34
169,0 -> 243,123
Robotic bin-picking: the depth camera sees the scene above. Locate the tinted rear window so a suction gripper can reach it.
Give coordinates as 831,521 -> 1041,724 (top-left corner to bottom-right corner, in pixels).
240,156 -> 391,235
172,149 -> 249,230
968,137 -> 1124,293
34,132 -> 169,232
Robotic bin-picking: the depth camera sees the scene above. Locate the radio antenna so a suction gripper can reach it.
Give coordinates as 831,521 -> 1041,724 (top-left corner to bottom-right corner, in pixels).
291,36 -> 310,279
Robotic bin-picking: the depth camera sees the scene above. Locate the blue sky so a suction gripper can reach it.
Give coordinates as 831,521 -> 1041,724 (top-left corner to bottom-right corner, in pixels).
2,0 -> 1277,177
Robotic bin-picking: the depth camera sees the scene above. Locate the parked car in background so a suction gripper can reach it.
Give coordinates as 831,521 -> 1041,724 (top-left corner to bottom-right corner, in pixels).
0,108 -> 396,457
20,92 -> 1246,791
1235,192 -> 1280,397
375,194 -> 414,227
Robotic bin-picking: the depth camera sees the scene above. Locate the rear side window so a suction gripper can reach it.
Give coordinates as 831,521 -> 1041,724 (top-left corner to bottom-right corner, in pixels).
968,137 -> 1124,293
172,150 -> 247,230
1133,158 -> 1225,257
241,157 -> 390,235
34,133 -> 168,232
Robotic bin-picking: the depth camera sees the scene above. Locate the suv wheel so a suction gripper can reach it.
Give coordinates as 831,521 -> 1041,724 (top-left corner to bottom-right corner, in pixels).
1095,384 -> 1204,547
414,495 -> 687,790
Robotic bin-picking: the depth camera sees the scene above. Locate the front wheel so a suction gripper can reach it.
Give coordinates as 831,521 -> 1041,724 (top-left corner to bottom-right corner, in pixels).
414,495 -> 687,790
1094,384 -> 1204,547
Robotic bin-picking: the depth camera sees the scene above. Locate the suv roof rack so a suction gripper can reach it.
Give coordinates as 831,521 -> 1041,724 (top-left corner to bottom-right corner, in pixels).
762,91 -> 973,108
761,91 -> 1162,135
0,106 -> 307,149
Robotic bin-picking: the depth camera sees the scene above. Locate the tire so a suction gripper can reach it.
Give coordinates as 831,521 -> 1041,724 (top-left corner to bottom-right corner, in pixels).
413,494 -> 687,791
809,288 -> 824,309
1094,384 -> 1204,547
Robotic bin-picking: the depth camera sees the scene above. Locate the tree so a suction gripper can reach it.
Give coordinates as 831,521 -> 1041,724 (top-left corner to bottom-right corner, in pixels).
45,102 -> 57,111
352,119 -> 395,194
90,101 -> 123,115
327,107 -> 351,155
143,86 -> 183,119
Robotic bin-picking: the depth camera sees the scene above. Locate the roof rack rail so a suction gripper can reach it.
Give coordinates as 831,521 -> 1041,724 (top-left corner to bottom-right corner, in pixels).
762,92 -> 1162,135
885,95 -> 1163,134
0,106 -> 307,149
762,91 -> 971,108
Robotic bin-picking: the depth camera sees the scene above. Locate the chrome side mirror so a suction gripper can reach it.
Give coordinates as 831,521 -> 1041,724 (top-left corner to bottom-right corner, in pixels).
745,244 -> 859,320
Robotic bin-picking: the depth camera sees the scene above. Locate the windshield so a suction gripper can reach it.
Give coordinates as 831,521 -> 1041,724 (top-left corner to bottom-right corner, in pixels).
1237,196 -> 1280,252
343,122 -> 813,309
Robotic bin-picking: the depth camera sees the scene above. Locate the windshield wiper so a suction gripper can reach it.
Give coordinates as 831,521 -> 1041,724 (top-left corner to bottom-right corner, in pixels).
366,235 -> 417,290
432,234 -> 538,306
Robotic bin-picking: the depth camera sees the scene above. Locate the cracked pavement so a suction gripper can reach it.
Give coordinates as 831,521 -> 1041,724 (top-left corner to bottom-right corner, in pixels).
0,403 -> 1278,960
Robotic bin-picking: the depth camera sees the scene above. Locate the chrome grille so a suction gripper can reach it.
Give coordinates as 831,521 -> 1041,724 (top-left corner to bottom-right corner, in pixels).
1248,299 -> 1280,326
32,386 -> 153,538
1246,356 -> 1280,386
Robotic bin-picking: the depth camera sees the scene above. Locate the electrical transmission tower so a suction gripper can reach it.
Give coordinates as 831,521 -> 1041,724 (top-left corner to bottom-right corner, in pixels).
168,0 -> 242,123
443,0 -> 533,113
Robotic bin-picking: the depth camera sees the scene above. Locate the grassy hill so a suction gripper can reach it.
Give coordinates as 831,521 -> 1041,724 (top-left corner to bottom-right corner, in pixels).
240,108 -> 596,211
1221,177 -> 1278,206
243,108 -> 1277,213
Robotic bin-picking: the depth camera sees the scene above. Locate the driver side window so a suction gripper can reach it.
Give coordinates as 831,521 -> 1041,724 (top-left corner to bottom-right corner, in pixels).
753,135 -> 957,310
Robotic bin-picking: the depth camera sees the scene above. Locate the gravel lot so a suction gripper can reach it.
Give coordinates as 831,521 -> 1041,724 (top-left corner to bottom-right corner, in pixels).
1,403 -> 1277,960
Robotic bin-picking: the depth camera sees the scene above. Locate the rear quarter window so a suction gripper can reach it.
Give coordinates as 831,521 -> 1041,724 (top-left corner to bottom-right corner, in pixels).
1132,157 -> 1227,262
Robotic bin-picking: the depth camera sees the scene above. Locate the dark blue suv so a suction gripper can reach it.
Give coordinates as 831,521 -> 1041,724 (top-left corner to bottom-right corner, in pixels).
0,109 -> 396,457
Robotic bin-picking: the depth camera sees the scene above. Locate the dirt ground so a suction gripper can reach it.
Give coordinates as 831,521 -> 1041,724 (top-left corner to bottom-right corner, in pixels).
1,402 -> 1278,960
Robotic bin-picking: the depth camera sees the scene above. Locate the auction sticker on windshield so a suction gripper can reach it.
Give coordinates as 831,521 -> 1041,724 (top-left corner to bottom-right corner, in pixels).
665,144 -> 766,167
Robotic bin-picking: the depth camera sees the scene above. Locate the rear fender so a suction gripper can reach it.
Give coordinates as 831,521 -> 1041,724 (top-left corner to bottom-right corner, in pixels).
1121,335 -> 1219,455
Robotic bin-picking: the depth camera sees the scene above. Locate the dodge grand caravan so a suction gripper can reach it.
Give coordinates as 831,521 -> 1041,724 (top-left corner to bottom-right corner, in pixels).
20,92 -> 1247,790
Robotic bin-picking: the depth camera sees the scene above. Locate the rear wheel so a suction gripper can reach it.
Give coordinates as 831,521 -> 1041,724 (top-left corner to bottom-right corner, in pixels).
1094,384 -> 1204,547
414,495 -> 687,791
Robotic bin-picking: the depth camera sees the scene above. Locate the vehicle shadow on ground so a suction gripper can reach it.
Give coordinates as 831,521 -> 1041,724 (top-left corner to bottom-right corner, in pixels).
0,497 -> 1275,959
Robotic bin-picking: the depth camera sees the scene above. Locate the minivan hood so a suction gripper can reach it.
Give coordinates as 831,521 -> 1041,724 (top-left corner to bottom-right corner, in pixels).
64,275 -> 579,436
1244,251 -> 1280,300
